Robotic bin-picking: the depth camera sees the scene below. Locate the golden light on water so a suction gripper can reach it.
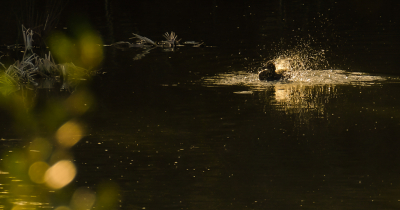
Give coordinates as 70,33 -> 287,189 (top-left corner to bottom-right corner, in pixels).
70,187 -> 96,210
274,58 -> 293,74
44,160 -> 76,189
11,206 -> 24,210
28,161 -> 49,184
274,85 -> 289,102
49,149 -> 74,165
54,206 -> 71,210
55,121 -> 84,148
29,138 -> 52,161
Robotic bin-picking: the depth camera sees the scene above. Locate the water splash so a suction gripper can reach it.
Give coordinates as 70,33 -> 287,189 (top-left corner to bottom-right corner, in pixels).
203,39 -> 389,88
280,51 -> 324,73
267,38 -> 330,71
200,41 -> 394,124
201,68 -> 390,127
202,70 -> 387,89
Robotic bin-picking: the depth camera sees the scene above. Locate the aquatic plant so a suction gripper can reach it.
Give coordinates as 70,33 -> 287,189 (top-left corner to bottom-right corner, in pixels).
127,31 -> 199,49
22,25 -> 34,54
131,33 -> 157,46
0,68 -> 19,95
1,51 -> 56,89
112,31 -> 203,60
162,31 -> 181,47
110,41 -> 135,49
13,0 -> 69,46
0,25 -> 96,95
36,51 -> 60,76
1,54 -> 37,86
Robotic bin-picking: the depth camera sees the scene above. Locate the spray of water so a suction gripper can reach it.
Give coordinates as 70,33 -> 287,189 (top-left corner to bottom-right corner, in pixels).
201,36 -> 392,89
202,38 -> 388,87
268,39 -> 329,73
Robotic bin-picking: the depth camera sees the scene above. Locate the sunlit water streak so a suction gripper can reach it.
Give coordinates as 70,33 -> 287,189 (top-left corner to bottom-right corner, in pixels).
201,68 -> 398,127
202,69 -> 388,90
202,40 -> 392,90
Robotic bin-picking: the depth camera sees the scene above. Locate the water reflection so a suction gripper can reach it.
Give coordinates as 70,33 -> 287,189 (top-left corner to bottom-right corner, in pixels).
202,69 -> 389,125
259,84 -> 337,113
202,69 -> 387,87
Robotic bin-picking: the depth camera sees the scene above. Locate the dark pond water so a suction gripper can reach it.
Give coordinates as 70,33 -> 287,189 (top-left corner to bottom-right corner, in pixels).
1,0 -> 400,209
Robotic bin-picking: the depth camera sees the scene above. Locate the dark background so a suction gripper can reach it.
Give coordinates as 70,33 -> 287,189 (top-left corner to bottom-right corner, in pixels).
2,1 -> 400,209
1,0 -> 400,74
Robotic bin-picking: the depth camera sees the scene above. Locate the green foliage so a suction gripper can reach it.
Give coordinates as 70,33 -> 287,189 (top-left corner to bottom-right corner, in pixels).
0,70 -> 19,95
0,21 -> 119,209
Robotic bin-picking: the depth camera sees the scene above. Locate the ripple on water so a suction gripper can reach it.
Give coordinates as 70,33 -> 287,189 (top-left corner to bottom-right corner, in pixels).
201,69 -> 390,90
200,69 -> 398,122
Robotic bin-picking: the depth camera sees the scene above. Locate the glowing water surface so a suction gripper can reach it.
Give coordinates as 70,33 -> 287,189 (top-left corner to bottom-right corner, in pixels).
203,42 -> 393,95
203,69 -> 389,88
201,64 -> 399,123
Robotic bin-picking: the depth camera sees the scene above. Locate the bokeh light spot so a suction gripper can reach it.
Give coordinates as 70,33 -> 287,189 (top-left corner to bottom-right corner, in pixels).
28,161 -> 49,184
71,187 -> 96,210
45,160 -> 76,189
49,149 -> 74,165
65,90 -> 94,116
29,138 -> 52,161
55,121 -> 84,148
94,181 -> 120,209
47,17 -> 103,70
55,206 -> 71,210
48,31 -> 76,64
11,206 -> 24,210
80,32 -> 103,68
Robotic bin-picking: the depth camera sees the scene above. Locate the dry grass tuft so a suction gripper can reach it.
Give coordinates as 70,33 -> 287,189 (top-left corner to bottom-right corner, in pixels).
0,25 -> 92,95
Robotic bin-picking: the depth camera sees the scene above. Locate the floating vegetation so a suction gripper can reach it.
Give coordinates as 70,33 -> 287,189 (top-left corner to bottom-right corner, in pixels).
0,51 -> 93,95
108,31 -> 205,60
131,33 -> 157,46
0,25 -> 96,95
129,31 -> 204,48
161,31 -> 181,47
